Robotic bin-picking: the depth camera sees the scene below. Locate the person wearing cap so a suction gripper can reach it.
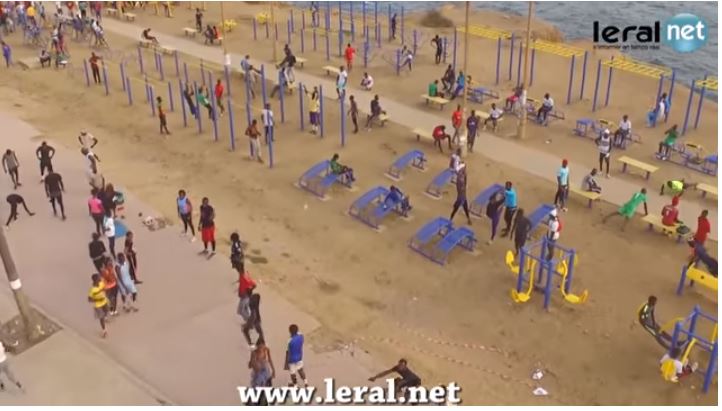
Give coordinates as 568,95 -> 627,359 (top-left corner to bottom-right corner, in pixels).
602,188 -> 648,231
595,128 -> 612,177
554,159 -> 570,212
661,196 -> 682,227
546,208 -> 561,260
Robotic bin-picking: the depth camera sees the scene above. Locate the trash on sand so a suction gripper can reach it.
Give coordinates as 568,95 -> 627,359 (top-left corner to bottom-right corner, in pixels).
532,369 -> 544,380
533,387 -> 548,396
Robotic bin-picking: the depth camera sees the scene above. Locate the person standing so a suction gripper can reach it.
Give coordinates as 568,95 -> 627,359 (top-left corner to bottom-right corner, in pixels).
595,129 -> 612,177
431,34 -> 443,64
509,208 -> 530,256
466,110 -> 479,153
101,257 -> 119,316
344,43 -> 355,71
451,105 -> 463,146
176,190 -> 196,240
5,194 -> 34,227
546,208 -> 561,260
2,149 -> 20,189
157,96 -> 171,135
285,324 -> 308,387
87,273 -> 109,338
449,163 -> 472,225
214,79 -> 225,116
89,52 -> 101,84
554,159 -> 570,212
199,197 -> 216,255
230,232 -> 245,272
248,338 -> 275,405
336,65 -> 348,99
390,13 -> 397,40
243,292 -> 264,349
602,188 -> 649,231
36,141 -> 55,179
305,86 -> 320,135
195,8 -> 203,32
0,340 -> 23,392
88,189 -> 105,235
348,95 -> 359,134
1,41 -> 11,67
486,191 -> 505,244
43,170 -> 65,220
500,181 -> 517,237
103,211 -> 116,258
261,103 -> 274,143
124,231 -> 141,284
115,253 -> 138,313
694,210 -> 710,246
88,232 -> 107,271
245,119 -> 264,163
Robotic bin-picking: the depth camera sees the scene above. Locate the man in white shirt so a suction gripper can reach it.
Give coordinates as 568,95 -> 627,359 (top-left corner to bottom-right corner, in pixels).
261,103 -> 274,144
104,212 -> 116,258
336,66 -> 347,99
537,93 -> 554,124
595,129 -> 612,177
615,114 -> 632,147
0,340 -> 23,391
360,72 -> 373,91
546,208 -> 560,259
449,148 -> 462,173
400,46 -> 413,72
240,54 -> 259,94
483,103 -> 504,130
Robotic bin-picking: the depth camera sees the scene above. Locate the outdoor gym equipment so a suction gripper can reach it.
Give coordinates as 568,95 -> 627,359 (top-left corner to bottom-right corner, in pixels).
666,306 -> 717,393
504,236 -> 588,310
682,75 -> 717,135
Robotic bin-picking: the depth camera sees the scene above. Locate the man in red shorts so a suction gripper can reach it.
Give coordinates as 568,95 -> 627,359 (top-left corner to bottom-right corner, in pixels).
199,197 -> 216,255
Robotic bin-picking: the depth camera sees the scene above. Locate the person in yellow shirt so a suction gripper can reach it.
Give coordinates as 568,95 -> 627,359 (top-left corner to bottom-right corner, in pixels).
88,273 -> 109,338
27,5 -> 36,25
304,86 -> 320,135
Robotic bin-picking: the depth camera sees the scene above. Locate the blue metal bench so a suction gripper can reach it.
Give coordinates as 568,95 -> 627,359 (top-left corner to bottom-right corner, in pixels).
387,149 -> 427,180
469,183 -> 504,218
469,87 -> 500,104
428,226 -> 477,265
409,217 -> 453,254
298,160 -> 352,198
349,186 -> 388,228
528,203 -> 556,232
425,168 -> 456,198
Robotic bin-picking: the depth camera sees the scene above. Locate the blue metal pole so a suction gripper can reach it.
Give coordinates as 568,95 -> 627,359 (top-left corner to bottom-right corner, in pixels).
290,9 -> 294,32
374,2 -> 378,45
516,42 -> 522,87
228,98 -> 235,150
210,82 -> 219,141
442,37 -> 448,63
350,1 -> 355,42
154,51 -> 159,71
604,58 -> 613,107
261,64 -> 267,106
666,69 -> 676,123
102,64 -> 109,96
287,19 -> 291,45
340,95 -> 346,147
274,21 -> 278,41
376,22 -> 381,48
579,51 -> 588,101
243,67 -> 252,126
224,65 -> 232,97
495,37 -> 501,85
387,4 -> 391,40
338,1 -> 342,32
126,76 -> 132,106
144,75 -> 150,102
279,70 -> 286,123
268,126 -> 274,169
694,83 -> 706,130
338,30 -> 343,57
400,5 -> 404,44
193,82 -> 202,133
120,62 -> 126,91
313,28 -> 317,51
167,81 -> 174,111
325,2 -> 330,30
413,29 -> 417,56
265,19 -> 269,39
565,250 -> 574,293
253,18 -> 257,40
137,46 -> 144,74
301,28 -> 305,53
183,61 -> 189,85
319,85 -> 325,138
516,249 -> 526,292
179,79 -> 187,127
299,82 -> 304,130
396,48 -> 400,76
83,59 -> 90,87
508,34 -> 515,81
364,41 -> 368,68
174,50 -> 180,77
592,59 -> 601,112
302,9 -> 305,30
529,49 -> 536,87
682,79 -> 695,135
158,52 -> 165,81
149,86 -> 156,117
325,30 -> 330,60
566,55 -> 575,105
452,29 -> 457,70
362,1 -> 366,32
703,341 -> 717,393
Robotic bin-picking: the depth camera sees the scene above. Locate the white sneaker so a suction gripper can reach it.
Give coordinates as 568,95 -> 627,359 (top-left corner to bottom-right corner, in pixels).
190,236 -> 197,243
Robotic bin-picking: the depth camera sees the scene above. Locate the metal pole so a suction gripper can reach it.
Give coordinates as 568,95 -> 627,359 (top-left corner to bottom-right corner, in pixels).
604,57 -> 613,107
137,46 -> 144,74
167,81 -> 174,111
224,65 -> 232,98
193,82 -> 202,133
174,50 -> 180,77
529,49 -> 536,87
396,49 -> 400,75
495,37 -> 501,85
579,51 -> 588,100
515,42 -> 522,87
179,79 -> 187,127
149,86 -> 156,117
682,79 -> 694,135
566,55 -> 575,105
120,62 -> 126,91
287,19 -> 291,44
158,52 -> 165,81
227,96 -> 236,150
83,59 -> 90,87
326,30 -> 330,60
183,61 -> 189,85
261,64 -> 268,106
508,33 -> 515,81
592,59 -> 601,112
126,76 -> 133,106
694,81 -> 707,129
102,63 -> 109,96
313,28 -> 317,51
340,94 -> 346,146
279,70 -> 286,123
516,2 -> 533,140
271,4 -> 277,63
301,28 -> 305,53
452,29 -> 457,69
299,82 -> 305,130
666,69 -> 676,123
253,17 -> 257,40
459,1 -> 470,154
319,85 -> 325,138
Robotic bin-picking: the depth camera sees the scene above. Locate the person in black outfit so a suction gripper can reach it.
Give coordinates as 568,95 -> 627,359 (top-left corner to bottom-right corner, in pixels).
449,164 -> 472,225
242,292 -> 264,346
198,197 -> 216,254
6,194 -> 34,227
431,35 -> 443,64
88,232 -> 107,271
230,232 -> 244,272
43,171 -> 65,220
390,13 -> 397,40
36,141 -> 55,179
369,359 -> 421,396
509,208 -> 531,256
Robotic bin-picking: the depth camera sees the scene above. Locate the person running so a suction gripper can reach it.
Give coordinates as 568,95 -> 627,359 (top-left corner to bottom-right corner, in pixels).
348,95 -> 359,134
230,232 -> 245,272
248,337 -> 275,405
214,79 -> 225,115
595,129 -> 612,177
360,72 -> 374,91
336,65 -> 348,99
243,292 -> 264,349
694,210 -> 710,246
5,194 -> 34,227
88,232 -> 107,271
100,257 -> 119,316
400,46 -> 413,72
2,149 -> 20,189
467,110 -> 480,152
285,324 -> 307,387
261,103 -> 274,143
88,189 -> 105,235
245,119 -> 264,163
177,190 -> 196,240
581,168 -> 602,193
43,170 -> 65,220
483,103 -> 503,132
36,141 -> 55,179
344,43 -> 355,71
602,188 -> 648,231
365,95 -> 383,130
115,253 -> 138,313
0,340 -> 23,392
432,125 -> 452,153
431,34 -> 443,64
368,359 -> 421,396
89,52 -> 102,84
451,105 -> 463,145
81,147 -> 102,190
449,163 -> 472,225
500,181 -> 517,237
103,211 -> 116,258
656,124 -> 679,160
87,273 -> 109,338
554,159 -> 570,212
100,183 -> 118,219
329,153 -> 355,183
124,231 -> 141,284
509,208 -> 530,256
486,190 -> 505,244
156,96 -> 171,135
1,41 -> 11,67
199,197 -> 216,255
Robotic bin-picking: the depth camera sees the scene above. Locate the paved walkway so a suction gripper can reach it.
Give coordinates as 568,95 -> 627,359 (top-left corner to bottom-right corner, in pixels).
0,288 -> 163,405
0,111 -> 374,405
102,19 -> 716,241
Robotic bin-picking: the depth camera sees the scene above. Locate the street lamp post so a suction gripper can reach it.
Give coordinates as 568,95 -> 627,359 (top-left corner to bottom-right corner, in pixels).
517,2 -> 534,140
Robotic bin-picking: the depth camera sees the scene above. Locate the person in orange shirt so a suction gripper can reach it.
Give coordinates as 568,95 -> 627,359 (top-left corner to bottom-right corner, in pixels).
157,96 -> 170,135
694,209 -> 710,246
344,43 -> 356,72
101,257 -> 120,316
661,195 -> 681,227
214,79 -> 225,115
451,105 -> 463,146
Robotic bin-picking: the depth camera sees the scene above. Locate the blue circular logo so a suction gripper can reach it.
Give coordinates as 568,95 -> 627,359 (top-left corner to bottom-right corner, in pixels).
663,13 -> 708,53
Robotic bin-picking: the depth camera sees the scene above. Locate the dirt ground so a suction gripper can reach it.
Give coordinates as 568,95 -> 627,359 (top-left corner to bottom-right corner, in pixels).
0,2 -> 716,405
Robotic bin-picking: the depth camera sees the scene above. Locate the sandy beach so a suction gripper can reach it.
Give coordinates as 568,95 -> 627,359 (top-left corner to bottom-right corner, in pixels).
0,1 -> 716,405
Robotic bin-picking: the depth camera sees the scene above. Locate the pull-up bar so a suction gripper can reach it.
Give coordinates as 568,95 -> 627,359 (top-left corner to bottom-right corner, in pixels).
593,56 -> 673,113
457,25 -> 511,85
520,40 -> 586,104
682,75 -> 717,135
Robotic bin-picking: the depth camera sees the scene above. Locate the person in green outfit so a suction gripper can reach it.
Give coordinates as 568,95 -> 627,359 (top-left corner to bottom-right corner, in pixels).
428,79 -> 444,98
656,124 -> 678,160
602,188 -> 648,231
329,153 -> 355,183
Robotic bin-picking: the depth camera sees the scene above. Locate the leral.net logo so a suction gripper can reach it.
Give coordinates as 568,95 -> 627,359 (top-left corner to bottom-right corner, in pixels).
593,13 -> 708,53
663,13 -> 708,53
